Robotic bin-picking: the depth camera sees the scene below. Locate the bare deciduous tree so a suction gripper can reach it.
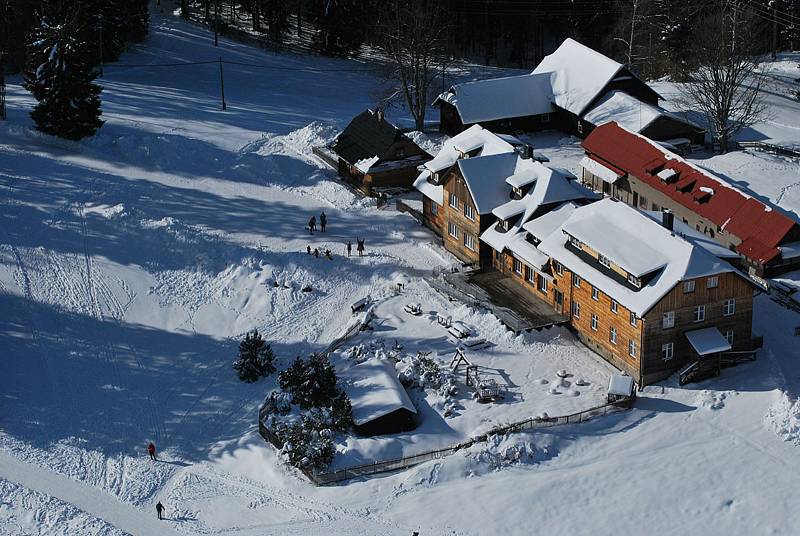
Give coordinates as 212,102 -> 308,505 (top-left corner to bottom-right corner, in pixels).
679,9 -> 768,153
377,0 -> 450,131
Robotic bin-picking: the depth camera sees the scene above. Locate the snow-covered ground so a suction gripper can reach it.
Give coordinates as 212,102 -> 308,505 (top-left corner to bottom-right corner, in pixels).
1,6 -> 800,536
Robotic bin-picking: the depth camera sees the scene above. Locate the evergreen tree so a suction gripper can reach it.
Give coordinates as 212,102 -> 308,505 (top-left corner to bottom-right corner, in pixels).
233,329 -> 276,382
278,353 -> 341,409
23,13 -> 104,140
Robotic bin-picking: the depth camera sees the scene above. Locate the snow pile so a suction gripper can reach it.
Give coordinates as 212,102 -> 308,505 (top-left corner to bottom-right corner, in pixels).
251,120 -> 340,163
405,130 -> 446,156
696,390 -> 733,410
765,391 -> 800,445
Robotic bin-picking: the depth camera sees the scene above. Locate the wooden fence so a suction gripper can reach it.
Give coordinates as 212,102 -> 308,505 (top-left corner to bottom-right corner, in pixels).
738,141 -> 800,159
259,395 -> 631,486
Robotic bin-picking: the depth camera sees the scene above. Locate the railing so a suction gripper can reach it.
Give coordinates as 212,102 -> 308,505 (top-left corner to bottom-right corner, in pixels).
311,146 -> 339,169
738,141 -> 800,159
260,398 -> 631,486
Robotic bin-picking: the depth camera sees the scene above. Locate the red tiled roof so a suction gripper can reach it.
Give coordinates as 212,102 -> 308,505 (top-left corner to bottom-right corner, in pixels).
582,122 -> 799,265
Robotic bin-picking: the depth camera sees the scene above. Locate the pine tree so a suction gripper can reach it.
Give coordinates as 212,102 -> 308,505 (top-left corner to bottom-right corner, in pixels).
24,13 -> 104,140
233,329 -> 276,382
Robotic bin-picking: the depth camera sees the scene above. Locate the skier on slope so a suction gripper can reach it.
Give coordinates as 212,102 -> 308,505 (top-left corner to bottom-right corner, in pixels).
147,442 -> 156,461
320,211 -> 327,232
156,501 -> 165,520
346,240 -> 352,257
308,216 -> 316,234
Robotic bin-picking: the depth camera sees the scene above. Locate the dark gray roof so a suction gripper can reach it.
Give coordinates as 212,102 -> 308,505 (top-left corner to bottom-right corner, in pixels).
332,110 -> 408,165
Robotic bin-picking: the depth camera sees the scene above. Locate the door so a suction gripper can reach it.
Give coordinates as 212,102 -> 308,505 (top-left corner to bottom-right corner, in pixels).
553,289 -> 564,314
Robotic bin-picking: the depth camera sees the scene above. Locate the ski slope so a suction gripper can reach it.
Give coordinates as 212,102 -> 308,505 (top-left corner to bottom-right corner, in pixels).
1,6 -> 800,536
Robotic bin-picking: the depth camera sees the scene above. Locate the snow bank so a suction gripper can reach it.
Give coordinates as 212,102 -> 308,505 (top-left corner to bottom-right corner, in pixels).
765,391 -> 800,444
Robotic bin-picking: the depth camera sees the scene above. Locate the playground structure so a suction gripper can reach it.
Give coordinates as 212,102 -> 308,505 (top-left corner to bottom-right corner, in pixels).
450,348 -> 501,403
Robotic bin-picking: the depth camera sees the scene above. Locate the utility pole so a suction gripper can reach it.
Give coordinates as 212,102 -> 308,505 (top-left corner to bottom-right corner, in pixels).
98,14 -> 104,77
219,57 -> 226,110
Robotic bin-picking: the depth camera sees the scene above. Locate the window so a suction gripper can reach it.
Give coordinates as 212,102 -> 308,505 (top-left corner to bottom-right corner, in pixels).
662,311 -> 675,329
610,300 -> 618,313
572,302 -> 581,319
662,342 -> 674,361
498,219 -> 510,232
628,340 -> 637,358
573,274 -> 581,288
555,262 -> 564,275
683,280 -> 696,293
724,330 -> 734,345
541,113 -> 551,123
538,275 -> 548,294
723,298 -> 735,316
693,305 -> 705,322
652,203 -> 660,211
627,274 -> 641,288
610,327 -> 617,344
591,286 -> 599,301
598,254 -> 611,268
449,192 -> 459,209
707,276 -> 719,289
526,267 -> 535,283
464,233 -> 476,251
630,312 -> 637,327
448,222 -> 459,239
569,236 -> 582,248
464,204 -> 475,221
513,258 -> 522,274
591,314 -> 599,331
430,201 -> 438,215
639,195 -> 648,209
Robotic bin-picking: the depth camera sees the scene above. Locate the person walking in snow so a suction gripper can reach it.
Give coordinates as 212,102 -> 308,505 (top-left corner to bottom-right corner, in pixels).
306,245 -> 311,254
156,501 -> 165,520
147,442 -> 156,461
320,211 -> 327,232
308,216 -> 316,234
325,248 -> 332,260
356,238 -> 365,257
346,241 -> 352,257
314,248 -> 320,258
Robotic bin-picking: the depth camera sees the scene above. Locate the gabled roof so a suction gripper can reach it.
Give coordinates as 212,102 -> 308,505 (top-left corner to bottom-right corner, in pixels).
339,358 -> 417,427
537,198 -> 745,316
414,125 -> 519,205
433,73 -> 553,124
332,110 -> 422,167
582,122 -> 799,264
457,153 -> 517,214
532,38 -> 660,116
583,90 -> 702,134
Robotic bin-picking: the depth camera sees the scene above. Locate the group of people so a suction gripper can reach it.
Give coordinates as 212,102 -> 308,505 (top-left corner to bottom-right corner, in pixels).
308,211 -> 327,234
306,238 -> 366,260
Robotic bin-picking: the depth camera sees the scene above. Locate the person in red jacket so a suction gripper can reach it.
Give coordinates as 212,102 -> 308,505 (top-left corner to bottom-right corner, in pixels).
147,442 -> 156,461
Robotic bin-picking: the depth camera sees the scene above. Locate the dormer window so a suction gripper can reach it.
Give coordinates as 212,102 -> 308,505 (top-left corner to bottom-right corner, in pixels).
512,186 -> 523,199
569,236 -> 582,249
498,219 -> 510,232
598,254 -> 611,268
627,274 -> 641,288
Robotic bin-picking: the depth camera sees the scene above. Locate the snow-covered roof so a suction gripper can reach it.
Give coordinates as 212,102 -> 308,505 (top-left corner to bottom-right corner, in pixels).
580,155 -> 623,184
583,91 -> 699,133
354,155 -> 380,173
608,374 -> 634,396
532,39 -> 636,116
492,199 -> 526,220
522,202 -> 579,241
685,327 -> 732,356
340,358 -> 417,426
537,199 -> 742,316
433,73 -> 553,124
457,154 -> 516,214
563,214 -> 669,277
641,211 -> 740,260
414,125 -> 518,205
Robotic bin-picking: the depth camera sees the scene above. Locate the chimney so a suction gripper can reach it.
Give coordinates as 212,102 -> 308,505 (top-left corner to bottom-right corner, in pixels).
521,144 -> 533,159
662,209 -> 674,232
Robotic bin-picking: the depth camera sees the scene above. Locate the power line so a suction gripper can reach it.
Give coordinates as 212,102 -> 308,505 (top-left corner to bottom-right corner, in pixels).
102,59 -> 382,73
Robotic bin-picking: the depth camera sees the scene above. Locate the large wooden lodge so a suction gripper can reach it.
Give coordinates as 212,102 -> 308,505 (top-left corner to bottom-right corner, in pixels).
434,38 -> 704,146
580,122 -> 800,278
